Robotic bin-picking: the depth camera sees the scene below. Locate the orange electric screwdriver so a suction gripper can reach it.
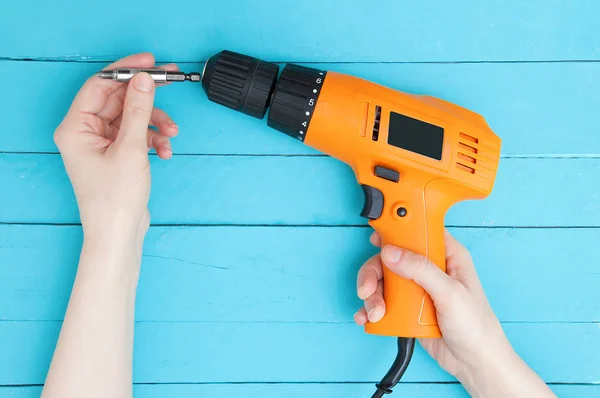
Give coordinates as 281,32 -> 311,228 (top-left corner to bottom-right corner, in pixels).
202,50 -> 502,397
99,50 -> 502,396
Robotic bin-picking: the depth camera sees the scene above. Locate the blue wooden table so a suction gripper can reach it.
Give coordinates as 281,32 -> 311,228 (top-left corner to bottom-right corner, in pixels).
1,1 -> 599,397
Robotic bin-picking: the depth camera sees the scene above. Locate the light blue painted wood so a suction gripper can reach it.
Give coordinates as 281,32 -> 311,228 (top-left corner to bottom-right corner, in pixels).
0,322 -> 597,384
1,384 -> 598,398
2,61 -> 600,156
1,1 -> 599,62
0,225 -> 598,323
2,0 -> 598,394
1,155 -> 599,226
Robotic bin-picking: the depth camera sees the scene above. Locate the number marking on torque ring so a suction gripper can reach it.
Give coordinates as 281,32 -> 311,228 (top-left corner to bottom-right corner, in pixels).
309,99 -> 315,106
316,78 -> 322,84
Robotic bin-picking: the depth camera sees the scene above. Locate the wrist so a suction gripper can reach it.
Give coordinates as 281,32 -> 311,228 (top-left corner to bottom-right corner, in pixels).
80,217 -> 148,273
76,234 -> 143,294
81,208 -> 149,248
82,233 -> 144,263
459,346 -> 554,398
458,346 -> 520,397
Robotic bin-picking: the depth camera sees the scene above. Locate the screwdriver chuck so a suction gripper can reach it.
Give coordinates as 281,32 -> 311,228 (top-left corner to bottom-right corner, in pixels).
201,50 -> 279,119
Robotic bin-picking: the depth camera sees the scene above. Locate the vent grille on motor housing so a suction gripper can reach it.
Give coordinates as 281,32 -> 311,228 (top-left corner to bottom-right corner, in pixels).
456,132 -> 478,174
455,132 -> 498,178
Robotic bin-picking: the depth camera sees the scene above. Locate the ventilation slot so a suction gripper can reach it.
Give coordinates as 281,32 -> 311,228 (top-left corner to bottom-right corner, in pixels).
459,132 -> 479,144
456,163 -> 475,174
372,105 -> 382,141
457,132 -> 479,174
458,152 -> 476,164
458,142 -> 478,154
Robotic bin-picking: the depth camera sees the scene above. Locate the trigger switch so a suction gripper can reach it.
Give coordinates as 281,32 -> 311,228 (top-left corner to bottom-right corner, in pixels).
360,185 -> 384,219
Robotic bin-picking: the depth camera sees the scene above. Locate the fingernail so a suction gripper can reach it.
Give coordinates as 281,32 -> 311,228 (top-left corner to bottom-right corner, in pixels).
382,245 -> 402,263
357,286 -> 366,300
170,122 -> 179,129
162,140 -> 172,154
368,307 -> 384,323
353,310 -> 365,325
135,73 -> 154,92
369,234 -> 376,245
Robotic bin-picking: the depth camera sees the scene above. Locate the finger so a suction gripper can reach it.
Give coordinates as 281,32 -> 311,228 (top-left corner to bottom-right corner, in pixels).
108,106 -> 178,138
116,73 -> 156,149
96,64 -> 180,124
381,244 -> 460,305
445,229 -> 473,266
353,307 -> 368,326
147,129 -> 173,159
69,53 -> 155,117
444,229 -> 481,291
150,107 -> 179,137
364,280 -> 385,323
369,231 -> 382,247
103,53 -> 156,72
357,254 -> 383,300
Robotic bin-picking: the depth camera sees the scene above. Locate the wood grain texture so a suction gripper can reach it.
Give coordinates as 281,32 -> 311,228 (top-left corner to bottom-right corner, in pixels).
0,322 -> 597,385
1,154 -> 600,226
3,0 -> 598,394
1,1 -> 599,62
2,61 -> 600,156
1,384 -> 598,398
0,225 -> 598,323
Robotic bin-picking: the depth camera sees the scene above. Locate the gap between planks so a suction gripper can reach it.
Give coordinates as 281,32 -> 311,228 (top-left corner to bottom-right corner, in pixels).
2,57 -> 600,65
0,381 -> 597,387
1,223 -> 600,229
2,152 -> 600,158
0,320 -> 597,325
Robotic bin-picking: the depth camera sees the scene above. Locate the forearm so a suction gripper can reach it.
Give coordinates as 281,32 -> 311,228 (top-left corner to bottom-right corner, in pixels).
42,233 -> 143,398
460,347 -> 556,398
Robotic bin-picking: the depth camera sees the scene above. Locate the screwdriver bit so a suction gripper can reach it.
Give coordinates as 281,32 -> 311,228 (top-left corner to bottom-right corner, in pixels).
95,68 -> 202,83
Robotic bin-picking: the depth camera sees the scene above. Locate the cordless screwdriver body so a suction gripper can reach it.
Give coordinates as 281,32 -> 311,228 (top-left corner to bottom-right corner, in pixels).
200,51 -> 502,339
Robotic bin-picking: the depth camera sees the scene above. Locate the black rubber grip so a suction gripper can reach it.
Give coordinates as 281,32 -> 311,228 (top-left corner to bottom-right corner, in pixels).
202,50 -> 279,119
267,64 -> 326,141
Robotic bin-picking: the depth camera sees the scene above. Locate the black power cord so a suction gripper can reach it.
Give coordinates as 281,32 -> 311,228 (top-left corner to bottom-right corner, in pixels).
371,337 -> 416,397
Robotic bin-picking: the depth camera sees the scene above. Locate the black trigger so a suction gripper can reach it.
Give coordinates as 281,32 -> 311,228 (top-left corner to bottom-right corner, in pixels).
360,185 -> 384,220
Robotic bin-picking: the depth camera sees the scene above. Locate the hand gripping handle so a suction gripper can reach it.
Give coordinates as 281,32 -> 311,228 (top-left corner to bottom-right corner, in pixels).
362,177 -> 451,338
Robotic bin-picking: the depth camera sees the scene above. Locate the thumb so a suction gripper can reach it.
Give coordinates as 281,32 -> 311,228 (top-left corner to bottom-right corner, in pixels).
116,73 -> 155,149
381,245 -> 458,305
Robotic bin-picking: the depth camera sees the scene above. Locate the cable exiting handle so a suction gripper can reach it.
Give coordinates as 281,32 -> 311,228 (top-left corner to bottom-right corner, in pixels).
371,337 -> 416,398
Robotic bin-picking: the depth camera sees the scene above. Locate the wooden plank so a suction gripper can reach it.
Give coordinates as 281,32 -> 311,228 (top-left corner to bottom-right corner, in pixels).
1,384 -> 597,398
1,155 -> 599,226
1,1 -> 599,62
2,61 -> 600,156
0,322 -> 596,385
0,225 -> 598,323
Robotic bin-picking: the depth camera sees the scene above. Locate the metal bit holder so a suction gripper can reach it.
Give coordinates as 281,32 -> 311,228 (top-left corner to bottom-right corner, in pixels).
96,68 -> 202,83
